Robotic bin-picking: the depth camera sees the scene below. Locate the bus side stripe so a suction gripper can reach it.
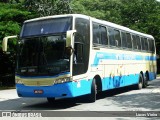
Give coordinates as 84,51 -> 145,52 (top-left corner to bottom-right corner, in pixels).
92,52 -> 156,67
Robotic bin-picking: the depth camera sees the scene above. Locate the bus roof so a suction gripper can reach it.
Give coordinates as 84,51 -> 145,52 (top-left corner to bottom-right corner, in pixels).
24,14 -> 90,23
24,14 -> 154,39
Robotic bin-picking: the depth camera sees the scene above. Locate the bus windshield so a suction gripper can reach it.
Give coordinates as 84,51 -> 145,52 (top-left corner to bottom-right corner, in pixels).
21,17 -> 72,38
17,17 -> 72,76
17,34 -> 70,76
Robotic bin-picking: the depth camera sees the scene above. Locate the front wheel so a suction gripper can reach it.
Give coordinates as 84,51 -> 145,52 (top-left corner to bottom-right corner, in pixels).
88,79 -> 97,103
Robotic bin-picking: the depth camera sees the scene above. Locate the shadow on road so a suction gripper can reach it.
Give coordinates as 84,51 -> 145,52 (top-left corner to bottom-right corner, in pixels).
109,92 -> 160,110
0,97 -> 81,110
24,98 -> 81,110
0,87 -> 132,110
106,81 -> 160,111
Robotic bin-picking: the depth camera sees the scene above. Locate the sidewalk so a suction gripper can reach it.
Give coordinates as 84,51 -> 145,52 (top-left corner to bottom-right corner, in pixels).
0,89 -> 18,101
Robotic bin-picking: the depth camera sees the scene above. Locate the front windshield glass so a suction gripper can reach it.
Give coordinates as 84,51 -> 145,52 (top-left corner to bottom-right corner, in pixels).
17,35 -> 70,76
21,17 -> 72,37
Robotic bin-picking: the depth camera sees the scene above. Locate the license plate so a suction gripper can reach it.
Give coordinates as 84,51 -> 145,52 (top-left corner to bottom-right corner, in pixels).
34,90 -> 43,94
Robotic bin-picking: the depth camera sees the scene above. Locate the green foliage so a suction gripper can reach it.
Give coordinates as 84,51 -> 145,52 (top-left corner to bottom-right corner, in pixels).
0,3 -> 33,50
0,0 -> 20,3
71,0 -> 122,24
24,0 -> 72,17
120,0 -> 160,54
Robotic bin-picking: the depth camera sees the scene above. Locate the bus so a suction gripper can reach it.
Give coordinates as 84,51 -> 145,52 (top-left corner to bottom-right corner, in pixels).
5,14 -> 156,103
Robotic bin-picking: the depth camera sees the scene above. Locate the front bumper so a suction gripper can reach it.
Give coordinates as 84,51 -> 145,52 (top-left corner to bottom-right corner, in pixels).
16,79 -> 91,98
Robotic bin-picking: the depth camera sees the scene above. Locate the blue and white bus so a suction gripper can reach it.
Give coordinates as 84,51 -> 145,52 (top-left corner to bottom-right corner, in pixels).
12,14 -> 156,102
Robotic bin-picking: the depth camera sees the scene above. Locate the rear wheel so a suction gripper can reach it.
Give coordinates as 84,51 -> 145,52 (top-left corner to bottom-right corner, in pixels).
47,97 -> 55,104
143,73 -> 149,88
88,79 -> 97,103
137,74 -> 143,90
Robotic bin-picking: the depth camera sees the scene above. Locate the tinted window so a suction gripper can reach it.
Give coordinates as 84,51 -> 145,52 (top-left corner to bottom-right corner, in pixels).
93,23 -> 101,44
148,39 -> 155,52
114,30 -> 121,47
108,27 -> 115,46
74,43 -> 83,63
144,38 -> 149,51
121,32 -> 127,48
18,35 -> 70,76
141,37 -> 145,50
21,17 -> 72,37
126,33 -> 132,48
100,26 -> 108,45
136,36 -> 141,50
132,35 -> 137,49
74,18 -> 90,75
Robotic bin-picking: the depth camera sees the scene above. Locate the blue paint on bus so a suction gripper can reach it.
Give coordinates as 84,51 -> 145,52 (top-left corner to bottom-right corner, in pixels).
16,72 -> 155,98
16,79 -> 92,98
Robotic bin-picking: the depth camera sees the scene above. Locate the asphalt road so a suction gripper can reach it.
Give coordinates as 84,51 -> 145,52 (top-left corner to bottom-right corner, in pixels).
0,78 -> 160,120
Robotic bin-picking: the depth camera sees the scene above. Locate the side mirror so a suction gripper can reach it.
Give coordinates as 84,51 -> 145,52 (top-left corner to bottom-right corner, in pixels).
66,30 -> 76,55
2,35 -> 17,52
66,30 -> 76,48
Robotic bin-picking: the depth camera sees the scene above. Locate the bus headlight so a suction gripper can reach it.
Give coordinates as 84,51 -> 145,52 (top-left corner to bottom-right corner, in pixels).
15,77 -> 23,84
54,77 -> 71,84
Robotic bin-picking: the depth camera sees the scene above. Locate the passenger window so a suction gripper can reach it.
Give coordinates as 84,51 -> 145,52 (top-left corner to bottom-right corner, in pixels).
108,27 -> 115,46
93,23 -> 101,44
141,37 -> 145,50
114,30 -> 121,47
136,36 -> 141,50
121,32 -> 127,48
144,38 -> 149,51
132,35 -> 137,50
100,26 -> 108,45
126,33 -> 132,49
148,39 -> 155,52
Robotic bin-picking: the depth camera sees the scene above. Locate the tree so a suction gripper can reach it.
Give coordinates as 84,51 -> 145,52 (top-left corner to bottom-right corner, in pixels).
0,0 -> 20,3
120,0 -> 160,54
0,0 -> 10,3
0,2 -> 34,86
24,0 -> 72,17
71,0 -> 122,24
0,3 -> 34,49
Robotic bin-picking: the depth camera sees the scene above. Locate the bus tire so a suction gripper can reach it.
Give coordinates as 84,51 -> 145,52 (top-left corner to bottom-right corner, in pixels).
47,97 -> 55,104
143,73 -> 149,88
88,78 -> 97,103
137,74 -> 143,90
